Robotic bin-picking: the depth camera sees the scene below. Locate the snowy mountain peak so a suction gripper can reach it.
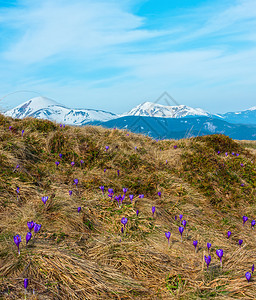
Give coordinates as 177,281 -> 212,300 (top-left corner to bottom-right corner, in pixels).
4,97 -> 116,125
123,101 -> 209,118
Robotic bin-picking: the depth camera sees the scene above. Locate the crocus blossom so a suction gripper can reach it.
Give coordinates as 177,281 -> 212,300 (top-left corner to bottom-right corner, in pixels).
179,214 -> 183,220
252,264 -> 254,274
251,220 -> 256,229
100,186 -> 104,195
41,196 -> 48,205
78,207 -> 81,213
69,190 -> 72,196
71,161 -> 75,167
193,240 -> 198,252
152,206 -> 156,217
204,255 -> 211,270
121,217 -> 128,227
55,161 -> 60,167
123,188 -> 128,194
182,220 -> 187,228
245,272 -> 252,283
207,243 -> 211,253
27,221 -> 34,232
165,232 -> 171,245
136,210 -> 139,216
105,146 -> 109,151
26,232 -> 32,244
34,223 -> 41,234
14,234 -> 21,255
24,279 -> 28,290
179,227 -> 184,242
216,249 -> 224,267
243,216 -> 248,225
227,231 -> 231,238
74,179 -> 78,186
59,153 -> 62,158
21,130 -> 25,137
129,195 -> 134,203
139,194 -> 144,198
117,170 -> 120,176
239,239 -> 243,246
158,192 -> 161,198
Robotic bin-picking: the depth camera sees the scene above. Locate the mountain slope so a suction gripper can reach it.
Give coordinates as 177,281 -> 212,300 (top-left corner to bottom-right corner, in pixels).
0,114 -> 256,299
89,115 -> 256,140
4,96 -> 117,125
221,106 -> 256,125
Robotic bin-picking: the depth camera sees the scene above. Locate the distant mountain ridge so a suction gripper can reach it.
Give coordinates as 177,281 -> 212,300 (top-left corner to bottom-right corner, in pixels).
3,96 -> 256,140
4,97 -> 117,125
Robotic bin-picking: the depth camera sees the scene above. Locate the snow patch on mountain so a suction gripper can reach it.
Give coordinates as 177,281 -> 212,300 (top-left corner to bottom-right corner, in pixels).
122,102 -> 210,118
4,97 -> 117,125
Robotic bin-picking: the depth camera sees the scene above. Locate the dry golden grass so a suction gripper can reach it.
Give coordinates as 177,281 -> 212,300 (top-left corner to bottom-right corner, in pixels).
0,115 -> 256,299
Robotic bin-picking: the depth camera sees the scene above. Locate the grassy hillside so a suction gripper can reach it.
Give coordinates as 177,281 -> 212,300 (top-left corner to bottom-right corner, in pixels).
0,114 -> 256,299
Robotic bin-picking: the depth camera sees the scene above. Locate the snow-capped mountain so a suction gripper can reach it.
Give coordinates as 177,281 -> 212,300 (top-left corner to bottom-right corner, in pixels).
4,97 -> 117,125
122,102 -> 210,118
220,106 -> 256,125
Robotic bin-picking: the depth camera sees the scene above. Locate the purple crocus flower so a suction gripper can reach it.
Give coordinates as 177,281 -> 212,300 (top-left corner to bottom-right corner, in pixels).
108,188 -> 114,200
59,153 -> 62,158
252,264 -> 254,274
71,161 -> 75,167
207,243 -> 211,253
63,124 -> 65,128
16,164 -> 20,169
80,160 -> 84,165
13,234 -> 21,255
193,240 -> 198,252
78,207 -> 81,213
139,194 -> 144,198
104,168 -> 106,173
243,216 -> 248,225
239,239 -> 243,246
16,187 -> 20,200
165,232 -> 171,245
129,195 -> 134,203
174,145 -> 177,149
241,163 -> 244,167
245,272 -> 252,283
100,186 -> 104,195
251,220 -> 256,229
24,278 -> 28,290
34,223 -> 41,233
123,188 -> 128,194
179,227 -> 184,242
175,216 -> 177,221
232,152 -> 235,156
158,191 -> 161,198
241,183 -> 245,187
117,170 -> 120,176
60,124 -> 62,128
227,231 -> 231,238
136,210 -> 139,216
41,196 -> 48,205
69,190 -> 72,196
166,160 -> 168,164
26,232 -> 32,245
74,179 -> 78,186
179,214 -> 183,220
216,249 -> 224,267
27,221 -> 34,232
105,146 -> 109,151
182,220 -> 187,228
204,255 -> 211,270
121,217 -> 128,227
9,126 -> 12,131
55,161 -> 60,167
135,146 -> 137,150
225,152 -> 228,156
21,130 -> 25,137
236,153 -> 240,156
121,227 -> 124,234
152,206 -> 156,217
217,151 -> 221,154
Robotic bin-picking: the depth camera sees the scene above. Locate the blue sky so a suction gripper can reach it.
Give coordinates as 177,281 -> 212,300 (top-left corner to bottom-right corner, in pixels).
0,0 -> 255,113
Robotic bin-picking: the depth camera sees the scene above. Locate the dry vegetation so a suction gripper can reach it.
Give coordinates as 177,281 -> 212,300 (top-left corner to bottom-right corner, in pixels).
0,114 -> 256,299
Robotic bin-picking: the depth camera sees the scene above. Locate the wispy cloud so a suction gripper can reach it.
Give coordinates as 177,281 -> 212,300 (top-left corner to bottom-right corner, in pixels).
0,0 -> 255,113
